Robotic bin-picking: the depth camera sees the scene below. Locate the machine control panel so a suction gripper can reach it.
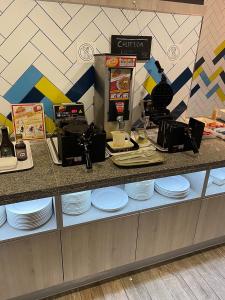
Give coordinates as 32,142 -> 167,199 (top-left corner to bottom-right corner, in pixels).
54,103 -> 85,121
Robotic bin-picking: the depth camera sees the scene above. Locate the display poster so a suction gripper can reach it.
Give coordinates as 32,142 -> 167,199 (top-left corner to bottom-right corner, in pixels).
12,103 -> 45,140
109,69 -> 132,101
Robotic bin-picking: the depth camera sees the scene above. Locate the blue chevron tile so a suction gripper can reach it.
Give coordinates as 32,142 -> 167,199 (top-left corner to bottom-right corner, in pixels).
190,84 -> 200,97
206,84 -> 220,98
66,66 -> 95,102
200,71 -> 211,86
4,66 -> 43,104
171,68 -> 192,95
171,101 -> 187,120
144,58 -> 162,83
41,97 -> 54,118
20,87 -> 44,103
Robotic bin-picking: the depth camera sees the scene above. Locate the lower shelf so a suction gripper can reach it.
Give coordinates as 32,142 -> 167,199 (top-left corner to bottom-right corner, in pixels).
206,182 -> 225,196
63,189 -> 200,228
0,214 -> 57,242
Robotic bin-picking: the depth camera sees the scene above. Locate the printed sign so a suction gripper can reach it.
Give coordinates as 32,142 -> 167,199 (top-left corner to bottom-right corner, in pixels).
109,69 -> 132,101
12,103 -> 45,140
105,56 -> 136,68
111,35 -> 152,61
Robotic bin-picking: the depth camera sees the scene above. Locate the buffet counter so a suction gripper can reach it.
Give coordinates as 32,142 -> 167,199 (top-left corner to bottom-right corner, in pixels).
1,138 -> 225,204
1,139 -> 225,300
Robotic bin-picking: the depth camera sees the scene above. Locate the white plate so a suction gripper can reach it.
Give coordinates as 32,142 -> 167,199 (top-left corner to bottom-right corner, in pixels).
210,168 -> 225,185
154,184 -> 190,195
155,186 -> 189,199
91,187 -> 128,212
155,176 -> 190,193
6,198 -> 52,215
6,207 -> 52,223
7,210 -> 53,230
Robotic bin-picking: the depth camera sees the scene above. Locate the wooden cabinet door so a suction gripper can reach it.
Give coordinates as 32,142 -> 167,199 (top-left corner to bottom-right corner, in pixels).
0,232 -> 63,300
136,200 -> 201,261
195,195 -> 225,243
62,215 -> 138,282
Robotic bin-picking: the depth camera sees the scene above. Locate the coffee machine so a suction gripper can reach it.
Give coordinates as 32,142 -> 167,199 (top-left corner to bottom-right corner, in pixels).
94,54 -> 136,139
51,103 -> 106,168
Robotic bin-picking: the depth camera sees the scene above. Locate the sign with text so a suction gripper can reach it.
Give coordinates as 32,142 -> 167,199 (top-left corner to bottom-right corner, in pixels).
111,35 -> 152,61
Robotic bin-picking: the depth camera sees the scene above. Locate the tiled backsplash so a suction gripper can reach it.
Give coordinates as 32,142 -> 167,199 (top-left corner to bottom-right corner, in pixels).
187,0 -> 225,117
0,0 -> 202,132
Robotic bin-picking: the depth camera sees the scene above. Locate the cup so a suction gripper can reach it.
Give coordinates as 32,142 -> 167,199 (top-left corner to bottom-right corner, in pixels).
111,131 -> 130,147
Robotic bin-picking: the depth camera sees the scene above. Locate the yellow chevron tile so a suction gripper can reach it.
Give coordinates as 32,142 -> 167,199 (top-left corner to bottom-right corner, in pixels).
193,66 -> 203,80
143,76 -> 157,94
214,40 -> 225,56
45,116 -> 56,133
0,114 -> 13,133
216,87 -> 225,102
35,77 -> 72,104
209,67 -> 223,82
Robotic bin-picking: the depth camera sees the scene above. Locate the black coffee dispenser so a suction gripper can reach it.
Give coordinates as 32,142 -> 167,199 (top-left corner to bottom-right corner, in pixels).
57,120 -> 106,168
52,103 -> 106,168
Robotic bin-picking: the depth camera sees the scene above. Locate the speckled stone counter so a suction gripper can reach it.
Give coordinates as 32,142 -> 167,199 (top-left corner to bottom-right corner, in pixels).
1,138 -> 225,204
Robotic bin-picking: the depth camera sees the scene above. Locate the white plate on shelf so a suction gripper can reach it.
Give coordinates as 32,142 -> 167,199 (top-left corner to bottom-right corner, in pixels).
210,168 -> 225,185
154,186 -> 190,199
91,187 -> 129,212
6,198 -> 52,215
155,175 -> 190,193
0,206 -> 6,227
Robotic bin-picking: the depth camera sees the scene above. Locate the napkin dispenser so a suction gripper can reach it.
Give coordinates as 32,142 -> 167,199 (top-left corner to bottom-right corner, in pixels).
157,117 -> 205,153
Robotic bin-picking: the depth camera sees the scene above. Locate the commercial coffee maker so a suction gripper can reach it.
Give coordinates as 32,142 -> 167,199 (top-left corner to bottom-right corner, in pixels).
94,54 -> 137,139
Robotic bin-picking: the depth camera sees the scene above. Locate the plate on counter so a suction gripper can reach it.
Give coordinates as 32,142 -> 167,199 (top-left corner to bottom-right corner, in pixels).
91,187 -> 129,212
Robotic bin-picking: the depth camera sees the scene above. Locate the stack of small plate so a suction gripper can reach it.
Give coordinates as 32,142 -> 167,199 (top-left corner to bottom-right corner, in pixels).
155,175 -> 190,199
91,187 -> 128,212
6,198 -> 53,230
0,205 -> 6,227
62,191 -> 91,215
125,180 -> 155,201
210,168 -> 225,186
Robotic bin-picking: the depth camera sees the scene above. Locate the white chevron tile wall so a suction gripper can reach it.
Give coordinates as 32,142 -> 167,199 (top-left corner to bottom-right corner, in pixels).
0,0 -> 203,128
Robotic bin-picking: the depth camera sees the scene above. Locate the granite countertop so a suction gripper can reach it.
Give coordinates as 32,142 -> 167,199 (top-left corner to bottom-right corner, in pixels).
1,138 -> 225,204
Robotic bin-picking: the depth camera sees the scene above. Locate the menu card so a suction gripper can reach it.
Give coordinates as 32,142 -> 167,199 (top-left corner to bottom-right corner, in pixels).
12,103 -> 45,140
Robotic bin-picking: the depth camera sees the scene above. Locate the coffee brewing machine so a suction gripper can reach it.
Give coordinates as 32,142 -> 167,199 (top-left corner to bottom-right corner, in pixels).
50,103 -> 106,168
94,54 -> 137,139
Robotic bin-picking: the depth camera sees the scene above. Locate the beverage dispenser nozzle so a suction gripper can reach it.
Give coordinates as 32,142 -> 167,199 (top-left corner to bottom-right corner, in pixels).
117,116 -> 125,130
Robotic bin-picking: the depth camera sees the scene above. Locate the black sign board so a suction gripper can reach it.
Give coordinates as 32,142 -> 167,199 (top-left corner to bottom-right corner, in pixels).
111,35 -> 152,61
162,0 -> 204,4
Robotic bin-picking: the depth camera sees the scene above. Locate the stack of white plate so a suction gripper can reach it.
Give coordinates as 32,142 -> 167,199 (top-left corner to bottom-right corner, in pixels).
62,191 -> 91,215
91,187 -> 129,212
210,168 -> 225,186
0,205 -> 6,227
6,198 -> 53,230
125,180 -> 155,200
155,175 -> 190,199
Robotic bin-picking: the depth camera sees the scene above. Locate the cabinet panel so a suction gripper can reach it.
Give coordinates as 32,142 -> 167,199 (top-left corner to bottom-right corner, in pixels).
136,200 -> 201,260
62,215 -> 138,281
0,232 -> 63,300
195,195 -> 225,243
